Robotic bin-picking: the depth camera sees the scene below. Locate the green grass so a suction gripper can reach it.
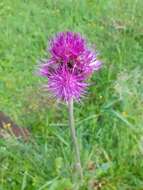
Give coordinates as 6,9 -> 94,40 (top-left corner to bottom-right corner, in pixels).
0,0 -> 143,189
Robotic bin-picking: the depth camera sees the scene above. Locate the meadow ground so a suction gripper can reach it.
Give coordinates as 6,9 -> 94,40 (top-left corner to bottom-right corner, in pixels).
0,0 -> 143,189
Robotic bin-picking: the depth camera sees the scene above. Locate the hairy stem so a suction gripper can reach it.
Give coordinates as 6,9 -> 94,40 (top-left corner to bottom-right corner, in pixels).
68,98 -> 83,181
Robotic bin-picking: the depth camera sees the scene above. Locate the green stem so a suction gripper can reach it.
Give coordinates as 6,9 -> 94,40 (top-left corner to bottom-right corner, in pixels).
68,98 -> 83,181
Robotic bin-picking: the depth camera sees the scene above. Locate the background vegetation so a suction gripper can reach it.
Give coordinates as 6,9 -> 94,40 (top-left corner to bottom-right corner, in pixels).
0,0 -> 143,189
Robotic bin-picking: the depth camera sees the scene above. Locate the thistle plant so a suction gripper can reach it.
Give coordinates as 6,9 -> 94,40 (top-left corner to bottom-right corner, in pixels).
38,31 -> 102,180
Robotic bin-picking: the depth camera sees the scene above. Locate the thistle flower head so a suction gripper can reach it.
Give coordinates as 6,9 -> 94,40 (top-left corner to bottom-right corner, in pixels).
38,31 -> 102,101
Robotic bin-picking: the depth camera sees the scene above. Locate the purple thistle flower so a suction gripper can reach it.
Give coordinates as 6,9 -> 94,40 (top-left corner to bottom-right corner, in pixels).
47,66 -> 88,101
38,31 -> 102,101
